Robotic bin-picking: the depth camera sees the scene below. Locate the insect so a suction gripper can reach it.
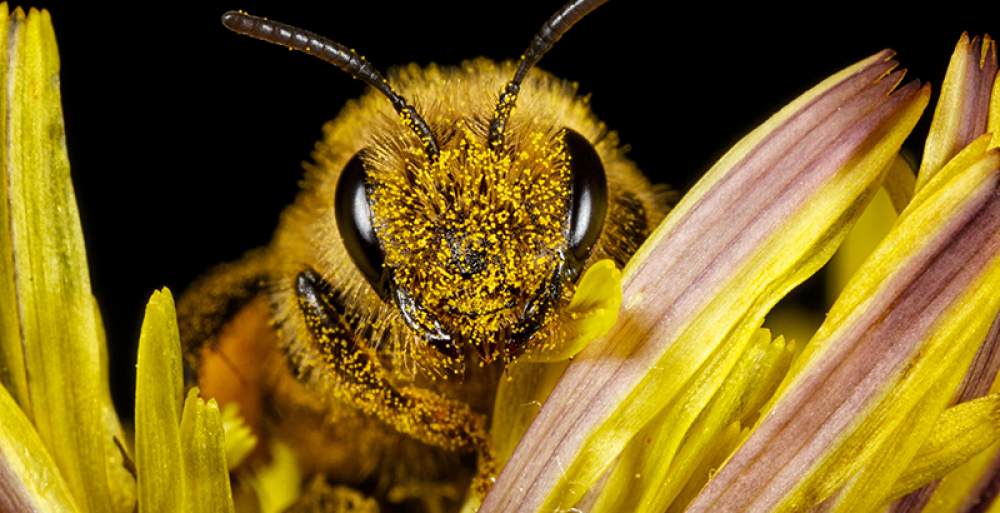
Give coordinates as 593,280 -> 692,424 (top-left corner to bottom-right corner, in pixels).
177,0 -> 669,509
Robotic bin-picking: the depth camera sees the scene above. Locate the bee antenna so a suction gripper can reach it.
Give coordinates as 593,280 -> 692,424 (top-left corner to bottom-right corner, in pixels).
488,0 -> 609,152
222,11 -> 441,160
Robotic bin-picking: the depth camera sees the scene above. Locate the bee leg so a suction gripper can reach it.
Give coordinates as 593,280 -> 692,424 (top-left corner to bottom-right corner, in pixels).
177,248 -> 277,469
295,268 -> 497,496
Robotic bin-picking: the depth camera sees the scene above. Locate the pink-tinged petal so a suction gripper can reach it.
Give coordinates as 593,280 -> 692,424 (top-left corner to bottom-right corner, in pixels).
890,34 -> 1000,513
919,34 -> 998,188
689,147 -> 1000,512
991,56 -> 1000,148
480,50 -> 929,513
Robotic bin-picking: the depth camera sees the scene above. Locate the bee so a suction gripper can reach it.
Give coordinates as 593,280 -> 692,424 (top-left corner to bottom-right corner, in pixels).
177,0 -> 669,509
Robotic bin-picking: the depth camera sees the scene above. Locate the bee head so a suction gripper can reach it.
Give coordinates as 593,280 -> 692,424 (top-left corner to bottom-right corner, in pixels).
223,0 -> 612,364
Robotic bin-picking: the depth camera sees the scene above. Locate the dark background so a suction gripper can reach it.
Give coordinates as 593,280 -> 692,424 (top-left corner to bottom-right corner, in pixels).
28,1 -> 992,419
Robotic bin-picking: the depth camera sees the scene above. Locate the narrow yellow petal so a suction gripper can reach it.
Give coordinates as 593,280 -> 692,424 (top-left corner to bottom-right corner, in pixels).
135,289 -> 185,513
93,297 -> 138,512
912,327 -> 1000,513
0,1 -> 29,419
180,389 -> 235,513
991,53 -> 1000,149
823,379 -> 975,513
220,403 -> 258,471
135,298 -> 238,513
919,438 -> 1000,513
0,6 -> 133,512
244,441 -> 302,513
885,394 -> 1000,502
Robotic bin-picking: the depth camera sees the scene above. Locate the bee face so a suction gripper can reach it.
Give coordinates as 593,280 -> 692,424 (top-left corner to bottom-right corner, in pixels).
335,100 -> 609,362
360,127 -> 574,360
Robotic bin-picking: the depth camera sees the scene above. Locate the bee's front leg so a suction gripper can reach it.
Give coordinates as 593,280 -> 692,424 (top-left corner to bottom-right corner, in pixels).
294,268 -> 496,495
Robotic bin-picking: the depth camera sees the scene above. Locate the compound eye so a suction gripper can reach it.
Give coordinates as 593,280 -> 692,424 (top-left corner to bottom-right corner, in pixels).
562,128 -> 608,281
334,151 -> 391,300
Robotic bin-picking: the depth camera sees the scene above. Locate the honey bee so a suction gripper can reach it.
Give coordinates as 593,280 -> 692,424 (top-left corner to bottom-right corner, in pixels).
177,0 -> 669,509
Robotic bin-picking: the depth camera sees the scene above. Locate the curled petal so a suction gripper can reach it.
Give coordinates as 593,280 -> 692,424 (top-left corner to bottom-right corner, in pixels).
526,259 -> 623,362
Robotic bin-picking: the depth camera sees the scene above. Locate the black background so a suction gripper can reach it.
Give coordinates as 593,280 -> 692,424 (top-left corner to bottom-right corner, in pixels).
27,1 -> 992,418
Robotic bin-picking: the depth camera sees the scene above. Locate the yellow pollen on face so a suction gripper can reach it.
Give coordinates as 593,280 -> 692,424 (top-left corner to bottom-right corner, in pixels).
368,127 -> 571,359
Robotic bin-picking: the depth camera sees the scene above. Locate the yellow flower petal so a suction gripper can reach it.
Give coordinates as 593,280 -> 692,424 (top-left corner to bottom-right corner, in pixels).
220,403 -> 258,471
135,289 -> 186,513
589,330 -> 793,513
525,259 -> 622,362
0,6 -> 134,512
135,289 -> 235,513
180,389 -> 234,513
883,153 -> 918,214
918,34 -> 998,189
0,382 -> 82,512
921,437 -> 1000,513
244,441 -> 302,513
992,55 -> 1000,149
887,393 -> 1000,503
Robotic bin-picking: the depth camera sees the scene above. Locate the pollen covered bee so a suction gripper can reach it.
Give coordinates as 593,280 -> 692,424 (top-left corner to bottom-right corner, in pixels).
178,0 -> 669,509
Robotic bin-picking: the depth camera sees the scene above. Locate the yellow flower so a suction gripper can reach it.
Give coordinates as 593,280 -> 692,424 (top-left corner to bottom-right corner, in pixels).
3,4 -> 1000,513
